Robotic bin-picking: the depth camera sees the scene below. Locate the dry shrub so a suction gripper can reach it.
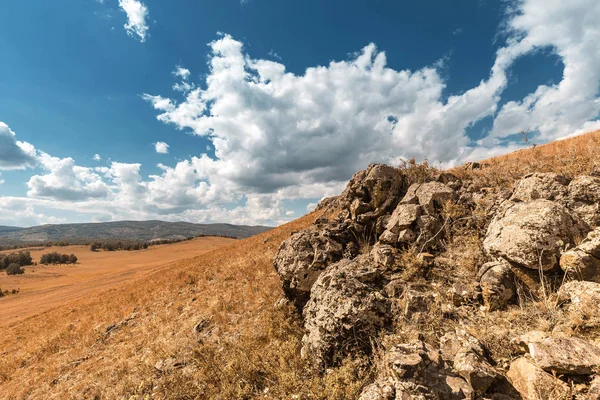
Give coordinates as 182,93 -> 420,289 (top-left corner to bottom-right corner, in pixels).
398,157 -> 438,184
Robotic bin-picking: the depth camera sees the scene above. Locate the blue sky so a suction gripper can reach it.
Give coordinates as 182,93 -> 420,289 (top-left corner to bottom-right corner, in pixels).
0,0 -> 599,227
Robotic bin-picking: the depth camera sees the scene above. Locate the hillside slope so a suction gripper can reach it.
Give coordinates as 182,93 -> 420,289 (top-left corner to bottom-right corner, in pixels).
1,130 -> 599,399
0,220 -> 271,243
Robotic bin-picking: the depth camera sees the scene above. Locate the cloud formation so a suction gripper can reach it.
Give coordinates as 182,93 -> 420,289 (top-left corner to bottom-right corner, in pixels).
0,122 -> 37,170
3,0 -> 600,227
118,0 -> 149,42
154,141 -> 169,154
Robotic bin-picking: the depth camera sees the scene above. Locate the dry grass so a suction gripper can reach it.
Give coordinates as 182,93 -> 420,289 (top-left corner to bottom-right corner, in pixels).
0,212 -> 370,399
3,130 -> 600,399
452,130 -> 600,188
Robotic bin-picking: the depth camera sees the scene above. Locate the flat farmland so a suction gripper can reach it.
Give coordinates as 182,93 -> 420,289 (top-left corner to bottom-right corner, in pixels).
0,237 -> 236,327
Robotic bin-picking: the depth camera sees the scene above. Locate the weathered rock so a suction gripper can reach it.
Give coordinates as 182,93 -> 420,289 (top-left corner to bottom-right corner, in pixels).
483,199 -> 583,271
477,260 -> 516,311
526,336 -> 600,375
567,175 -> 600,227
507,357 -> 570,400
415,215 -> 443,250
510,173 -> 569,202
454,348 -> 497,394
440,329 -> 497,394
560,227 -> 600,282
301,256 -> 391,366
588,375 -> 600,398
273,225 -> 346,308
402,289 -> 436,319
386,204 -> 421,234
375,338 -> 474,400
558,280 -> 600,315
371,243 -> 398,270
340,164 -> 407,221
414,182 -> 455,215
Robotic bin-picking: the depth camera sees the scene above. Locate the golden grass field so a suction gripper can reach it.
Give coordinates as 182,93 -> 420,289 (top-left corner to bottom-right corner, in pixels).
0,237 -> 236,328
0,130 -> 599,399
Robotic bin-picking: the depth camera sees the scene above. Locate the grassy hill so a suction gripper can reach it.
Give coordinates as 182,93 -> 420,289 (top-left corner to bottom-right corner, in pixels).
0,130 -> 599,399
0,220 -> 271,243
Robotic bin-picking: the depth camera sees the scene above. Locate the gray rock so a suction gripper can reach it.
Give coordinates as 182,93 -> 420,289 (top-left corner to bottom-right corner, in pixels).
301,255 -> 391,366
483,199 -> 583,271
415,182 -> 456,215
560,227 -> 600,282
386,204 -> 422,234
567,175 -> 600,227
510,173 -> 569,202
478,260 -> 516,311
273,225 -> 345,308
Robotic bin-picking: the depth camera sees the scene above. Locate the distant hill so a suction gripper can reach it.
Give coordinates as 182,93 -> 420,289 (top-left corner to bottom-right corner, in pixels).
0,220 -> 271,243
0,226 -> 24,234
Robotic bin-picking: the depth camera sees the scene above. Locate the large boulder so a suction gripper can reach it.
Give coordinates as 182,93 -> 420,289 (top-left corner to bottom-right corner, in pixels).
400,182 -> 455,215
510,173 -> 569,202
273,224 -> 347,308
477,260 -> 517,311
507,357 -> 570,400
560,227 -> 600,282
301,255 -> 391,366
567,175 -> 600,228
483,199 -> 583,271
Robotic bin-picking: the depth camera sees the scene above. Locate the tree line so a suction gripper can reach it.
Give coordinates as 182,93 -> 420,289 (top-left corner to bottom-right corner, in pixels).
0,251 -> 33,275
39,252 -> 78,265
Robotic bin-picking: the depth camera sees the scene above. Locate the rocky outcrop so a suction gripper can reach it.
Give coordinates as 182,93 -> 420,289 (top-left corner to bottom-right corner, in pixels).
301,255 -> 391,366
484,199 -> 583,271
273,162 -> 600,398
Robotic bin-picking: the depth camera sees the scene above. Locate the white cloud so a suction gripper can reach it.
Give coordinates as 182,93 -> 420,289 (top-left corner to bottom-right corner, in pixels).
154,141 -> 169,154
488,0 -> 600,144
93,153 -> 102,161
3,0 -> 600,227
0,122 -> 37,170
118,0 -> 149,42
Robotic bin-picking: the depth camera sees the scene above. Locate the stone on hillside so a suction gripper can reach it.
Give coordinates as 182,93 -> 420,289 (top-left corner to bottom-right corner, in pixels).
371,338 -> 474,400
588,375 -> 600,398
440,329 -> 497,394
558,280 -> 600,315
525,336 -> 600,375
477,260 -> 516,311
567,175 -> 600,227
560,227 -> 600,282
301,256 -> 391,366
483,199 -> 582,271
414,182 -> 455,215
510,173 -> 569,202
386,204 -> 421,234
371,243 -> 398,269
341,164 -> 407,221
507,357 -> 570,400
273,225 -> 346,308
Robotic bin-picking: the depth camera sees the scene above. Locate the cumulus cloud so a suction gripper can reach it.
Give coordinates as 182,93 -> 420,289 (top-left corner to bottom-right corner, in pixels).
3,0 -> 600,227
154,141 -> 169,154
488,0 -> 600,144
118,0 -> 149,42
0,122 -> 37,170
93,154 -> 102,161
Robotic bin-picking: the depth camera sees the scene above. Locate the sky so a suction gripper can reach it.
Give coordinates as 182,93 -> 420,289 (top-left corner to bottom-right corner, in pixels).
0,0 -> 599,228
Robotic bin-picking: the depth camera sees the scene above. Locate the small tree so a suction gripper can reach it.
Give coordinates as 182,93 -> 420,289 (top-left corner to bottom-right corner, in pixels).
6,263 -> 25,275
69,254 -> 78,264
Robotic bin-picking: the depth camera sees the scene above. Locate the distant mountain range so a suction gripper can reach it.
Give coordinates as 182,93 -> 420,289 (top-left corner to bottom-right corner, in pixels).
0,221 -> 272,244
